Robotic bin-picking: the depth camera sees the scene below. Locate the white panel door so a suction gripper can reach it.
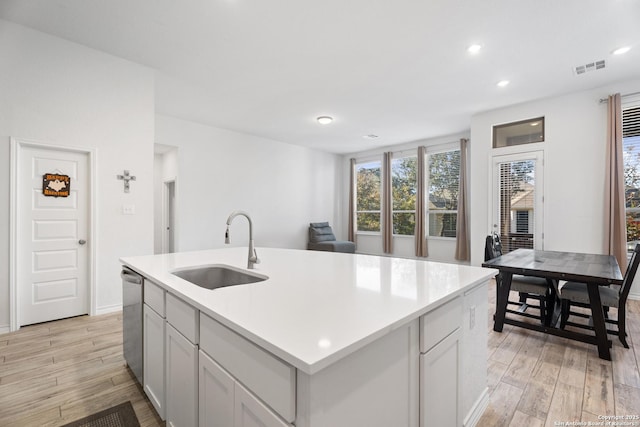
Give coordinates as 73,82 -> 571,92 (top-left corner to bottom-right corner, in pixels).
18,144 -> 89,326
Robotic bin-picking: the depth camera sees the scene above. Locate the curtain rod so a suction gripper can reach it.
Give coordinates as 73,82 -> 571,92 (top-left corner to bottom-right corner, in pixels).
599,91 -> 640,104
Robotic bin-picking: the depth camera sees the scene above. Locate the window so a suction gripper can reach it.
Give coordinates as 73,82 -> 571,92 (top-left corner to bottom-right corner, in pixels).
356,161 -> 381,232
623,105 -> 640,251
493,117 -> 545,148
427,149 -> 460,238
516,211 -> 529,233
391,156 -> 417,235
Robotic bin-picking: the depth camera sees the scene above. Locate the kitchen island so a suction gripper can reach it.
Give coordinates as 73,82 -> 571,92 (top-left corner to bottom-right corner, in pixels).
121,247 -> 495,427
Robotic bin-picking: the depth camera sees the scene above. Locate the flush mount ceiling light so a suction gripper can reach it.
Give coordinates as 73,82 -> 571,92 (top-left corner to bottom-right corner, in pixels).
316,116 -> 333,125
467,44 -> 482,54
612,46 -> 631,55
497,80 -> 510,88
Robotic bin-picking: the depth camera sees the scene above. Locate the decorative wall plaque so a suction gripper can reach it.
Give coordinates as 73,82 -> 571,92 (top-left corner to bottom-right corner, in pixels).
43,173 -> 71,197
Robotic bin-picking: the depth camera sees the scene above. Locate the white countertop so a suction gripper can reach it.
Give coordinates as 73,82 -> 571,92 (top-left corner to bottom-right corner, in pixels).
121,247 -> 495,375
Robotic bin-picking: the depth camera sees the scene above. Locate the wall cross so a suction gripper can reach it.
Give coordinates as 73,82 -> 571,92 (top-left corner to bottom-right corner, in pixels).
117,170 -> 136,193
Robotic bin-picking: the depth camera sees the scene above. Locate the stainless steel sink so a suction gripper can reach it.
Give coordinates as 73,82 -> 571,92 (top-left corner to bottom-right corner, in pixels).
171,264 -> 268,290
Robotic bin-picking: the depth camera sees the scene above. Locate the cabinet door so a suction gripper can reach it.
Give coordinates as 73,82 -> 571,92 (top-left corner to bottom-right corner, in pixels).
199,350 -> 234,427
234,382 -> 290,427
143,304 -> 165,420
166,324 -> 198,427
420,328 -> 461,427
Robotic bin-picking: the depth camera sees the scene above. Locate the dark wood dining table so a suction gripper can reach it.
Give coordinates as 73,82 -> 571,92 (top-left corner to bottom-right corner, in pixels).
482,248 -> 623,360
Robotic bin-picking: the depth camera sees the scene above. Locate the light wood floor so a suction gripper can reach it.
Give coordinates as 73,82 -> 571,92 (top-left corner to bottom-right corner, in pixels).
1,283 -> 638,427
0,312 -> 163,427
478,281 -> 640,427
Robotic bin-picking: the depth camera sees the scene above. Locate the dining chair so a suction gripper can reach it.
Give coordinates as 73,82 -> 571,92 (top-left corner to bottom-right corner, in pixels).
485,233 -> 552,324
558,243 -> 640,348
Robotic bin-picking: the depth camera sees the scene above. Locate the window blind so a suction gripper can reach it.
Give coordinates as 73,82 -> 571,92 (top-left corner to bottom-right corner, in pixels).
623,106 -> 640,248
623,106 -> 640,138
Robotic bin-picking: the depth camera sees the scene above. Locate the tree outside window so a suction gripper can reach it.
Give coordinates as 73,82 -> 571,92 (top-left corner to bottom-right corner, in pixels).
623,106 -> 640,250
356,161 -> 381,232
392,156 -> 417,235
428,150 -> 460,237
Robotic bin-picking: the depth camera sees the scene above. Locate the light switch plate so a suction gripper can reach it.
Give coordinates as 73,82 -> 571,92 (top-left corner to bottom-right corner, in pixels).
122,204 -> 136,215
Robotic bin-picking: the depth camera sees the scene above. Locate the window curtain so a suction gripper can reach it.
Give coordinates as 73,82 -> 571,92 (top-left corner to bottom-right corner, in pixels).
455,138 -> 470,261
348,158 -> 356,242
605,93 -> 627,273
415,146 -> 427,257
383,152 -> 393,254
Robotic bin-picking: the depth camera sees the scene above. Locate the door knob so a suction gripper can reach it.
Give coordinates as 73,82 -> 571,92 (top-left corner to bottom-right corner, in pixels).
79,239 -> 87,245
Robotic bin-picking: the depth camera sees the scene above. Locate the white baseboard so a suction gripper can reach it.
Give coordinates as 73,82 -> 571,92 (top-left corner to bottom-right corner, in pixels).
0,324 -> 10,335
629,292 -> 639,301
95,304 -> 123,315
464,387 -> 490,427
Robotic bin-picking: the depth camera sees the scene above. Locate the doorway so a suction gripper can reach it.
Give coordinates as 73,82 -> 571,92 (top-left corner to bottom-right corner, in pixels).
154,144 -> 178,254
163,180 -> 176,253
491,151 -> 544,253
10,138 -> 95,330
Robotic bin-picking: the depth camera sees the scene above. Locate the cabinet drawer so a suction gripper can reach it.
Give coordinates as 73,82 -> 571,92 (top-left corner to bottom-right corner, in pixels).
166,293 -> 199,344
420,296 -> 462,353
200,313 -> 296,423
144,279 -> 165,317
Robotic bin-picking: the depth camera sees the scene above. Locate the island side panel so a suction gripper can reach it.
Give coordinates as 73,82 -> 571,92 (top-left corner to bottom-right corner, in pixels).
296,320 -> 420,427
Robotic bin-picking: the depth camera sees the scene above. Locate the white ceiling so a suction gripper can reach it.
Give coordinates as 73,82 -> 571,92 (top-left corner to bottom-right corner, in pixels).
1,0 -> 639,154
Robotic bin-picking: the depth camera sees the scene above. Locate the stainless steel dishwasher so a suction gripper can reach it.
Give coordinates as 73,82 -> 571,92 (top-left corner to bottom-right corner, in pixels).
122,266 -> 143,385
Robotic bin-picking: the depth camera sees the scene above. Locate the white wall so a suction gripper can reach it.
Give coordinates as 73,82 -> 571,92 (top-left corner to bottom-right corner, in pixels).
342,132 -> 470,263
153,146 -> 179,254
155,115 -> 343,252
470,78 -> 640,298
0,19 -> 155,329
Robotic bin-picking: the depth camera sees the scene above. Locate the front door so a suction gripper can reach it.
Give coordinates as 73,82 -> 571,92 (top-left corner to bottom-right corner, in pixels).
17,142 -> 90,326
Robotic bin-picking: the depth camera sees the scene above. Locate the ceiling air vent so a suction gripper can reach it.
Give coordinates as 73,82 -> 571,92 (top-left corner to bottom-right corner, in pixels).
574,60 -> 606,75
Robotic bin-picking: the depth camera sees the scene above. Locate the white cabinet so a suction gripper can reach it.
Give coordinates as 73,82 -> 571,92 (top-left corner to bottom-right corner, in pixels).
143,304 -> 166,419
235,381 -> 290,427
419,295 -> 463,427
420,328 -> 461,427
199,349 -> 290,427
199,313 -> 295,423
143,279 -> 166,420
199,350 -> 234,427
166,323 -> 199,427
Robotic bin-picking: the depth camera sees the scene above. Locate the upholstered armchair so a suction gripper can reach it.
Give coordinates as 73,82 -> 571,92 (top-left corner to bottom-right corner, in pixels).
307,222 -> 356,253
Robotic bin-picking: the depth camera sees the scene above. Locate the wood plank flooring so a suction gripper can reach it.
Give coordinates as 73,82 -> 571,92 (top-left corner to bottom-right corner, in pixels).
0,312 -> 164,427
0,280 -> 638,426
478,280 -> 640,427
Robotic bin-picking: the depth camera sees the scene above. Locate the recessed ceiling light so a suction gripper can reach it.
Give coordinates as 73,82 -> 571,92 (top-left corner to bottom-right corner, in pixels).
317,116 -> 333,125
497,80 -> 510,87
363,134 -> 379,139
467,44 -> 482,54
612,46 -> 631,55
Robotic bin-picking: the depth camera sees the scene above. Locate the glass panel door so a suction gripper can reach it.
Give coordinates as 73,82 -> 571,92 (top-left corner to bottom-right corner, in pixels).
492,152 -> 544,253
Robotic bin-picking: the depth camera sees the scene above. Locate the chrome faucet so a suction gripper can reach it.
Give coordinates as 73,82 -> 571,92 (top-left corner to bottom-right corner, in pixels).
225,210 -> 260,269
